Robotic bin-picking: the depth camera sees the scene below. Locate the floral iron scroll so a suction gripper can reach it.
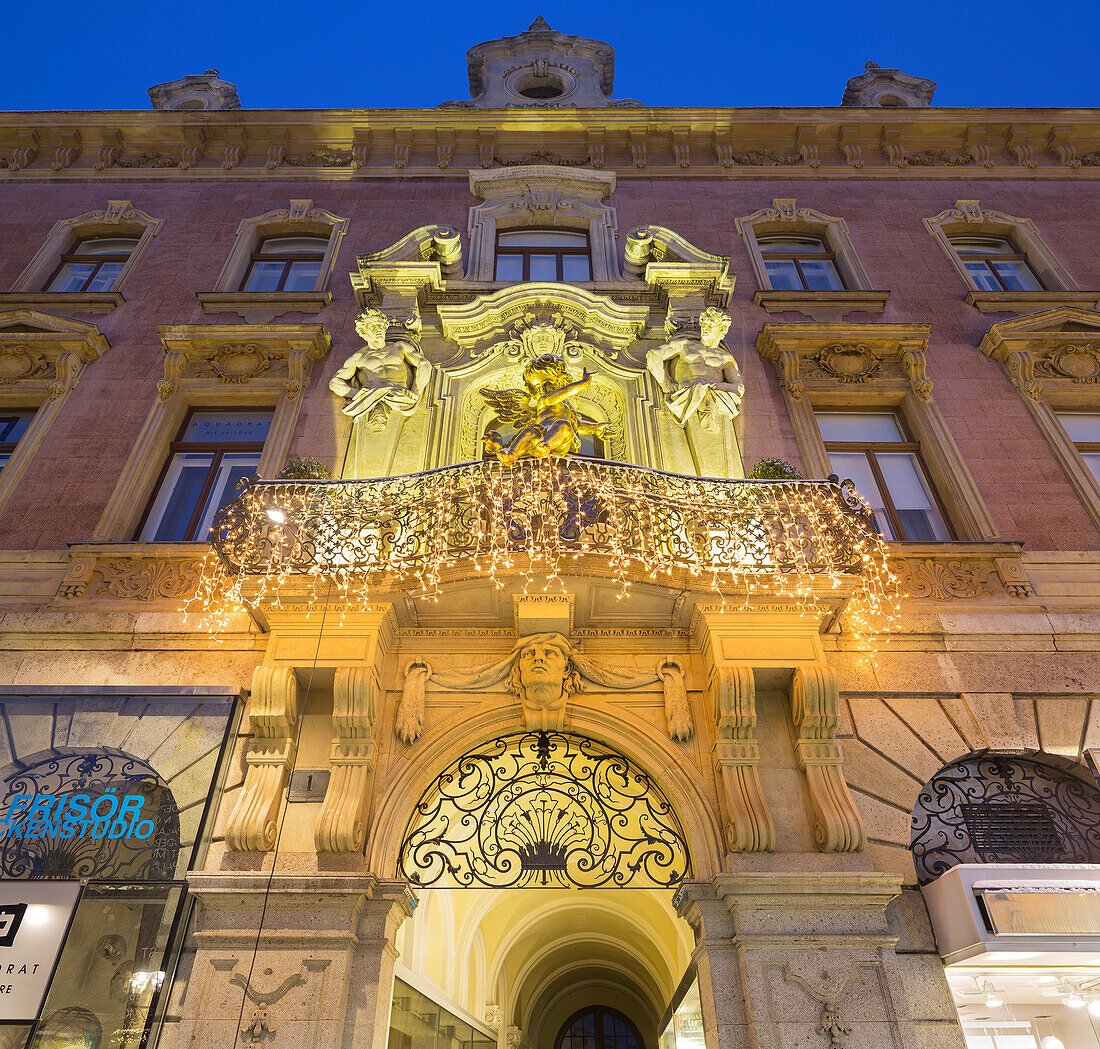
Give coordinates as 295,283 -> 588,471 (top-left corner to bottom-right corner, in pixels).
0,748 -> 180,881
400,731 -> 691,889
910,753 -> 1100,886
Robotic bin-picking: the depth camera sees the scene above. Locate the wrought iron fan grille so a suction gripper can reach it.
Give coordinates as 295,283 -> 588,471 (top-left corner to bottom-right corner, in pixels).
910,752 -> 1100,885
399,731 -> 692,889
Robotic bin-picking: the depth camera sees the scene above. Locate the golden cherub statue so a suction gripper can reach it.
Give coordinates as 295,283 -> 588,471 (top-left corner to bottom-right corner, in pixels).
480,353 -> 612,465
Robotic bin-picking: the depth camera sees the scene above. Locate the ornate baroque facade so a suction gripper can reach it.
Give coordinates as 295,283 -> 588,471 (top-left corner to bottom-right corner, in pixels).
0,18 -> 1099,1049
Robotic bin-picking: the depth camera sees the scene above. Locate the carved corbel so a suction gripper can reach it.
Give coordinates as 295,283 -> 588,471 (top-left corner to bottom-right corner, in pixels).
838,127 -> 863,169
880,126 -> 906,168
157,348 -> 188,402
179,127 -> 206,170
478,128 -> 495,169
316,666 -> 377,852
395,661 -> 430,743
657,659 -> 693,741
775,349 -> 804,401
796,126 -> 820,168
899,344 -> 933,401
965,126 -> 993,169
714,127 -> 733,169
436,128 -> 454,170
352,128 -> 371,169
587,127 -> 605,169
1049,127 -> 1080,169
790,665 -> 864,853
1007,127 -> 1037,168
52,130 -> 82,171
266,134 -> 287,171
11,130 -> 40,172
1004,349 -> 1042,401
671,127 -> 690,168
709,665 -> 775,852
225,666 -> 299,852
95,131 -> 122,171
223,129 -> 246,170
628,126 -> 647,169
394,127 -> 413,169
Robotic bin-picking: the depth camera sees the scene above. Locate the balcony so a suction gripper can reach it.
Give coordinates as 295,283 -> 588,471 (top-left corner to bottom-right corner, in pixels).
200,458 -> 898,644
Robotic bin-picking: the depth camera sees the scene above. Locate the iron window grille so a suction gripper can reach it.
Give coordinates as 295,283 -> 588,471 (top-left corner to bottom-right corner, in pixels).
44,237 -> 141,293
494,229 -> 592,282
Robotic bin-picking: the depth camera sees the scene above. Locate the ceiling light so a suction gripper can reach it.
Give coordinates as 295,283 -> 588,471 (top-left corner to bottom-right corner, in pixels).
1064,992 -> 1085,1008
1088,999 -> 1100,1017
985,990 -> 1004,1008
1041,1036 -> 1066,1049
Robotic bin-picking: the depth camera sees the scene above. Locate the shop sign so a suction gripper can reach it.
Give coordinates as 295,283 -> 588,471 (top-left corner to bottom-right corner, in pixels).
0,793 -> 155,840
0,881 -> 80,1022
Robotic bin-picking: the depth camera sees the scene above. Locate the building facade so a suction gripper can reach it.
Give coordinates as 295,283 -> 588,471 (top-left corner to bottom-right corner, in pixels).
0,17 -> 1099,1049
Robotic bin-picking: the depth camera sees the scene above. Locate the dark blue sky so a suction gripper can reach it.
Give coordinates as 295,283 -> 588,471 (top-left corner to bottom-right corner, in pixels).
5,0 -> 1097,111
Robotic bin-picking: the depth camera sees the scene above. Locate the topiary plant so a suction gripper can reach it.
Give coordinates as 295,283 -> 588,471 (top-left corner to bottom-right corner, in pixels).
746,457 -> 803,481
277,456 -> 332,481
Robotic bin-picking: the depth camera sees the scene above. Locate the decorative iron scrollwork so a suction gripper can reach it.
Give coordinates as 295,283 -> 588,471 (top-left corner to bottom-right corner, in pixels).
0,748 -> 181,881
400,731 -> 691,889
910,753 -> 1100,885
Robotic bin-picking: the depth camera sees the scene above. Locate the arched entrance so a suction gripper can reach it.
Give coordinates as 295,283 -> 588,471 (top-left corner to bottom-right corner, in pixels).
393,731 -> 696,1049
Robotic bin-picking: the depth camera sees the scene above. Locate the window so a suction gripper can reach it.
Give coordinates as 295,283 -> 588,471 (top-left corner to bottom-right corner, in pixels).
758,235 -> 844,291
0,411 -> 34,472
1055,412 -> 1100,485
816,411 -> 951,541
139,410 -> 271,542
556,1008 -> 642,1049
43,237 -> 141,293
950,237 -> 1044,293
241,236 -> 328,293
494,230 -> 591,282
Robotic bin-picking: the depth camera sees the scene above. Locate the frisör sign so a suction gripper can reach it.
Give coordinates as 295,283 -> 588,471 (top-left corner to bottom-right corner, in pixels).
0,881 -> 80,1021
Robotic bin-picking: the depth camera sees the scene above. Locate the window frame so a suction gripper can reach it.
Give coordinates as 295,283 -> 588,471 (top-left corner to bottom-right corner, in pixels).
553,1006 -> 643,1049
0,410 -> 36,469
238,235 -> 330,294
815,409 -> 956,541
758,234 -> 846,292
493,228 -> 593,282
948,235 -> 1044,293
44,236 -> 142,294
136,407 -> 273,542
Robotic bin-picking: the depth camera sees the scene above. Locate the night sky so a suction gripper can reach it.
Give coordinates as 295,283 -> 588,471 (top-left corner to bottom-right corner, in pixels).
5,0 -> 1097,111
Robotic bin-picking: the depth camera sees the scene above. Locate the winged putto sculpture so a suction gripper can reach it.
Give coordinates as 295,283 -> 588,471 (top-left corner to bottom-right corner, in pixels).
480,353 -> 612,465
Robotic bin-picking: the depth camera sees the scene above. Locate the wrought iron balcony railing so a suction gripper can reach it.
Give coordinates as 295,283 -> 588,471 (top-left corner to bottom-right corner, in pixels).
209,457 -> 888,601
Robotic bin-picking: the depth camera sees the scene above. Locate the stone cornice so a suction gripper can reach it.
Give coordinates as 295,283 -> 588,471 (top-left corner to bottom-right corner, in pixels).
1,108 -> 1099,177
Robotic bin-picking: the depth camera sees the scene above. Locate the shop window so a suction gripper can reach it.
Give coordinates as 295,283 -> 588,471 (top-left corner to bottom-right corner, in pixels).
815,410 -> 951,541
240,235 -> 329,293
758,235 -> 844,291
949,236 -> 1044,293
43,236 -> 142,293
388,977 -> 496,1049
556,1008 -> 643,1049
0,410 -> 35,472
1055,412 -> 1100,485
494,230 -> 591,282
138,409 -> 272,542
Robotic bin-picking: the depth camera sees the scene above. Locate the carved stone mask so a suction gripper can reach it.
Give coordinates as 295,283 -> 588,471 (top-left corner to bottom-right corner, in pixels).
518,643 -> 568,704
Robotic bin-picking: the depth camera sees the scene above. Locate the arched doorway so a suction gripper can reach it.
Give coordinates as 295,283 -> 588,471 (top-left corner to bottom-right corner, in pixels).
394,731 -> 695,1049
555,1007 -> 643,1049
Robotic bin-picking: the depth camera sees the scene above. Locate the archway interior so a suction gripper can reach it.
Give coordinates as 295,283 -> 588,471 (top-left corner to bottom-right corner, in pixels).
394,886 -> 694,1049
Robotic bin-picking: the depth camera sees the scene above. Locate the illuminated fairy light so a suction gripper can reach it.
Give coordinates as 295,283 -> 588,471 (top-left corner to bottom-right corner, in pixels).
184,458 -> 903,653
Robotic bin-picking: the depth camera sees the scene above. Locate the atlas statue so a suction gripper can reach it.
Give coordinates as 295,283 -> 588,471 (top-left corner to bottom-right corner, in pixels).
480,353 -> 612,465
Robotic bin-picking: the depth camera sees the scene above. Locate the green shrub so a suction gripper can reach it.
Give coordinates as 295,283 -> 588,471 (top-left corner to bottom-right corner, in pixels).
277,456 -> 332,480
746,457 -> 803,481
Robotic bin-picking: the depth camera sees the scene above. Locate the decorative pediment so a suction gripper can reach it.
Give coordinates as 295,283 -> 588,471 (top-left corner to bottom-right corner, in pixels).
978,307 -> 1100,399
756,322 -> 932,402
0,309 -> 109,397
469,165 -> 615,206
437,284 -> 649,361
623,225 -> 733,305
157,324 -> 331,402
353,224 -> 463,299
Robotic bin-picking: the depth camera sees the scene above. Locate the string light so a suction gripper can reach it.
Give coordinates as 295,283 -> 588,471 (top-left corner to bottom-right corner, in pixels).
184,458 -> 903,654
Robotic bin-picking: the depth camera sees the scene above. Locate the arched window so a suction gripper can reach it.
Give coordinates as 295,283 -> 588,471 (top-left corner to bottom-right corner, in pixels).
757,234 -> 844,291
44,236 -> 142,293
555,1007 -> 643,1049
910,752 -> 1100,885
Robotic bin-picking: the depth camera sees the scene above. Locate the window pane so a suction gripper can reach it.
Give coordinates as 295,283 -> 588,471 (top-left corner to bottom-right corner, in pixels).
283,259 -> 321,291
72,237 -> 139,255
498,231 -> 587,247
815,412 -> 905,442
243,260 -> 285,292
529,255 -> 558,281
495,255 -> 523,281
963,260 -> 1004,292
876,453 -> 950,541
561,255 -> 591,281
258,236 -> 328,254
759,237 -> 827,253
195,454 -> 262,540
1082,452 -> 1100,485
1057,412 -> 1100,442
951,237 -> 1015,255
46,262 -> 96,292
990,259 -> 1042,292
183,413 -> 271,442
799,258 -> 844,291
142,453 -> 214,541
86,261 -> 124,292
826,452 -> 895,539
764,259 -> 804,291
0,413 -> 34,444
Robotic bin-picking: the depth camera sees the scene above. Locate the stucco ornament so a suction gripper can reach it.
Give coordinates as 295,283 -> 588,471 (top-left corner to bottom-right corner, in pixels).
329,309 -> 432,432
480,353 -> 612,463
646,308 -> 744,432
392,632 -> 684,735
